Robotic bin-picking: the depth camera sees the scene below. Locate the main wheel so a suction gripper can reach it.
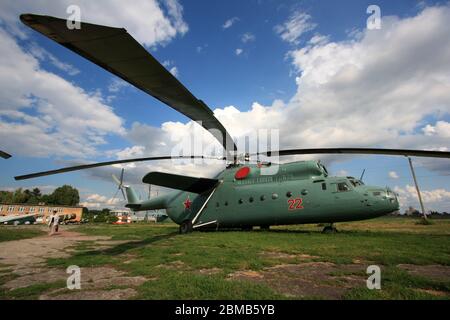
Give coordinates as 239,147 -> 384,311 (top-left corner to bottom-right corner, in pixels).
322,225 -> 337,234
179,220 -> 193,234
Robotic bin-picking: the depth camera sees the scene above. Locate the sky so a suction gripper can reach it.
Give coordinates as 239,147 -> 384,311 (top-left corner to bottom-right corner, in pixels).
0,0 -> 449,211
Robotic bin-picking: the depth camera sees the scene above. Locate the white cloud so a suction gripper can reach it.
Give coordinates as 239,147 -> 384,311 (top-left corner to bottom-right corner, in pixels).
0,0 -> 188,47
394,185 -> 450,211
116,145 -> 145,159
29,44 -> 80,76
79,193 -> 121,209
0,0 -> 190,159
162,60 -> 179,77
274,11 -> 316,44
422,121 -> 450,138
108,78 -> 129,93
241,32 -> 255,43
280,5 -> 450,157
0,28 -> 124,158
169,66 -> 179,77
335,170 -> 348,176
223,17 -> 239,29
388,171 -> 399,179
196,44 -> 208,53
235,48 -> 243,56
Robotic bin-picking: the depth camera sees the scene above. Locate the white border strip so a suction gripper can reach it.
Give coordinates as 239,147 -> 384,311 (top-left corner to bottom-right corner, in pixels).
193,220 -> 218,229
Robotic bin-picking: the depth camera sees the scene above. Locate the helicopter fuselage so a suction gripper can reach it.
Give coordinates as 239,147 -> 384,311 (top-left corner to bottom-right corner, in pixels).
132,160 -> 399,229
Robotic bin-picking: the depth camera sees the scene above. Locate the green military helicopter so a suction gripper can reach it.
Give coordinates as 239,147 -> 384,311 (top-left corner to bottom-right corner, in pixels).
16,14 -> 450,233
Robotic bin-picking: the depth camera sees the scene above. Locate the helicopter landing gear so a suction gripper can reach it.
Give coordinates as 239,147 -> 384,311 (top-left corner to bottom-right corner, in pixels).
179,220 -> 193,234
322,224 -> 337,234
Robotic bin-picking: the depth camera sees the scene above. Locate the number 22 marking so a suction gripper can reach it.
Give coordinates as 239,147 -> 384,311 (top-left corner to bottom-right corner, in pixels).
287,198 -> 304,210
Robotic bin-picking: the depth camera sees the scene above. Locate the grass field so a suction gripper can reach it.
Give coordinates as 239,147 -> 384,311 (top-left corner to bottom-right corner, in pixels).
1,216 -> 449,299
0,226 -> 45,243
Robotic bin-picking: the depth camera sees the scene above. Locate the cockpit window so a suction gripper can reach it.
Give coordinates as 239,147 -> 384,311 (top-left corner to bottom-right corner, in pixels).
349,179 -> 364,187
337,182 -> 351,192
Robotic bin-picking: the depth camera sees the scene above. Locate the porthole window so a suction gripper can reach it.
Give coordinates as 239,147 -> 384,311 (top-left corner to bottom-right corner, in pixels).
249,197 -> 254,203
272,193 -> 278,200
224,201 -> 228,206
238,199 -> 244,204
260,195 -> 266,201
286,191 -> 292,198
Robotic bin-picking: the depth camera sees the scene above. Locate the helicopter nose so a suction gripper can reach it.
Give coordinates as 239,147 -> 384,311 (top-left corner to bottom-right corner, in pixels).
385,187 -> 400,210
363,186 -> 399,215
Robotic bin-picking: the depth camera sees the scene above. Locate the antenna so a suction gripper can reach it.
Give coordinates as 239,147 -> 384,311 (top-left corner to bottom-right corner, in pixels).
359,169 -> 366,181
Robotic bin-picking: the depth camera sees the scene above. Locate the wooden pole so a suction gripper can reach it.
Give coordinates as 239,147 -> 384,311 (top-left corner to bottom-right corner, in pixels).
407,157 -> 427,220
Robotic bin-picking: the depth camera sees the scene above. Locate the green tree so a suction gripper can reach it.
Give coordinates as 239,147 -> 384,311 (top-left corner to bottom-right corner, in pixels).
0,191 -> 14,203
13,188 -> 27,203
32,188 -> 42,198
51,185 -> 80,206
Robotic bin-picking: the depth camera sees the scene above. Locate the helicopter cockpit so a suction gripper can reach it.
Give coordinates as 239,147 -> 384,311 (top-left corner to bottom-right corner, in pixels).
347,176 -> 365,187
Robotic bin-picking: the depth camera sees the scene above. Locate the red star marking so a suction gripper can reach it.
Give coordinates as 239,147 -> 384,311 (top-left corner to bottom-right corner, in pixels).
183,197 -> 192,210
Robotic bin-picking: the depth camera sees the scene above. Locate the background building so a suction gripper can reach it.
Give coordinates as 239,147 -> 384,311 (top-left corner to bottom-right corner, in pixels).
0,203 -> 83,223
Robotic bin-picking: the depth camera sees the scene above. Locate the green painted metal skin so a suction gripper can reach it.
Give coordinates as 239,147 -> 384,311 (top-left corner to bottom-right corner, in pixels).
127,160 -> 399,229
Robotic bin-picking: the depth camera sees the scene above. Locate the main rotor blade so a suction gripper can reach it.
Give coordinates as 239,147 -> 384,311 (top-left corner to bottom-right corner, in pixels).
14,155 -> 225,181
254,148 -> 450,159
20,14 -> 237,156
0,150 -> 12,159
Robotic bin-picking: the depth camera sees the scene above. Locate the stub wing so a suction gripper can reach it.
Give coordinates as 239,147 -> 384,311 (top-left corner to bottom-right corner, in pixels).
142,172 -> 219,194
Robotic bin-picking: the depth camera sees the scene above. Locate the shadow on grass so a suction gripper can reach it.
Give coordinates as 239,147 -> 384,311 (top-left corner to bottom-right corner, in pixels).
76,231 -> 179,258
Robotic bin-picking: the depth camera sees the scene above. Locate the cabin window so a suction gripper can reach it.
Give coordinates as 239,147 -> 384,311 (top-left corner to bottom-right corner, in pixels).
286,191 -> 292,198
238,199 -> 244,204
272,193 -> 279,200
337,182 -> 350,192
224,201 -> 228,206
260,195 -> 266,201
321,183 -> 327,190
249,197 -> 254,203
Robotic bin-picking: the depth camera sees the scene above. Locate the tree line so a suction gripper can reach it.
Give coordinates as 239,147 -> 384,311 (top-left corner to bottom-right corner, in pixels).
0,185 -> 80,206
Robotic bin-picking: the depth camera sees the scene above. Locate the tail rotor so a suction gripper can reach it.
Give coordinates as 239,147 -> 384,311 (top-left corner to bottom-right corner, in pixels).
112,168 -> 127,201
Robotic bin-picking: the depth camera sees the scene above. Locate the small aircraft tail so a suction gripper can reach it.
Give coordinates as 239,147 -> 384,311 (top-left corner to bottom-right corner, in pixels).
112,169 -> 169,211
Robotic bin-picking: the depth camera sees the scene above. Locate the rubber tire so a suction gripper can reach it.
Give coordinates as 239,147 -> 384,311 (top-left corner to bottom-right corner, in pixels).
179,220 -> 193,234
322,226 -> 337,234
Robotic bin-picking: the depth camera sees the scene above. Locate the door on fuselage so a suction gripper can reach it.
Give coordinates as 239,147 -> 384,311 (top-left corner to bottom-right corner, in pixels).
330,181 -> 362,216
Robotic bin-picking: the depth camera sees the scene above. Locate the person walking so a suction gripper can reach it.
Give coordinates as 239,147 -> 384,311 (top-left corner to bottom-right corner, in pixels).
48,210 -> 60,235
